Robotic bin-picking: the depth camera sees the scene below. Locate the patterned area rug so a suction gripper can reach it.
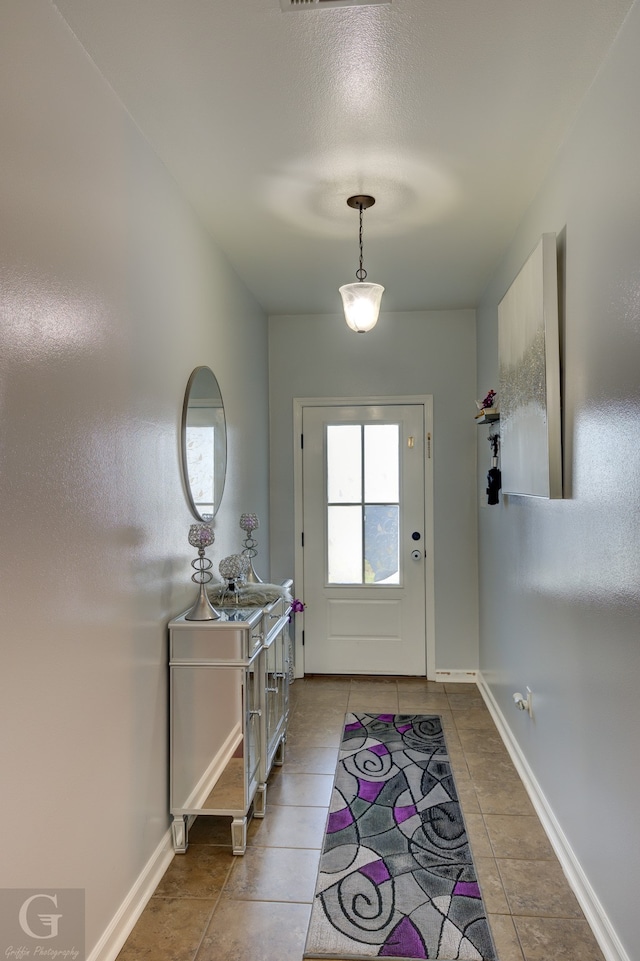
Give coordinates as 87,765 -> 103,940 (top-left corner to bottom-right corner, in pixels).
304,714 -> 496,960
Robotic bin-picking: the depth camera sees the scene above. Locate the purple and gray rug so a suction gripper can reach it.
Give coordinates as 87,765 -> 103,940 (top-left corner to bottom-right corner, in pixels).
304,714 -> 496,960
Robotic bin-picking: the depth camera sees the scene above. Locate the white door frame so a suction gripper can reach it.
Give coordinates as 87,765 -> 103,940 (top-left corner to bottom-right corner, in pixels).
293,395 -> 435,679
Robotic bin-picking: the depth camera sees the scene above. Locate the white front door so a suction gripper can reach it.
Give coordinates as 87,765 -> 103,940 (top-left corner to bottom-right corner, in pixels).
300,403 -> 429,676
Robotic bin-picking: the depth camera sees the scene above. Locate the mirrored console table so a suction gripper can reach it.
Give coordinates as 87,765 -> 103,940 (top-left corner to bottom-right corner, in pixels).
169,581 -> 292,854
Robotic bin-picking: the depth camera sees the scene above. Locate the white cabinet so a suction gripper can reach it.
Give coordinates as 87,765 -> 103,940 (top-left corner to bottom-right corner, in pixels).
169,583 -> 292,854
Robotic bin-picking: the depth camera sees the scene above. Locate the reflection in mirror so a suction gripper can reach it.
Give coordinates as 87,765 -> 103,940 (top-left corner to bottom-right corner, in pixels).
181,367 -> 227,520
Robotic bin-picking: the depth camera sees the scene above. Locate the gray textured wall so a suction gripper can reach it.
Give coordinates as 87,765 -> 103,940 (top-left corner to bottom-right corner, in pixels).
0,1 -> 268,953
268,309 -> 479,673
476,3 -> 640,956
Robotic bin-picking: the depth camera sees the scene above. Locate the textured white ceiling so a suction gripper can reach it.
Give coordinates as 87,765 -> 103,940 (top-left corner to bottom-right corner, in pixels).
54,0 -> 633,314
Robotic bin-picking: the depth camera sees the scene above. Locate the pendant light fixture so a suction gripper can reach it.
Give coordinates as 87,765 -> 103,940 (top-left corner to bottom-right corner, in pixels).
339,195 -> 384,333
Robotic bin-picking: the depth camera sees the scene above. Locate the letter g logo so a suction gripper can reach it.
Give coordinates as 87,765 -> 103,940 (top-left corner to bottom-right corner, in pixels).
18,893 -> 62,939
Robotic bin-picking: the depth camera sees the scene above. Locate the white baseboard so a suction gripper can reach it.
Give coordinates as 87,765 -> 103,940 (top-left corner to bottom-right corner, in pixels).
87,829 -> 175,961
433,669 -> 478,683
476,672 -> 630,961
183,721 -> 242,810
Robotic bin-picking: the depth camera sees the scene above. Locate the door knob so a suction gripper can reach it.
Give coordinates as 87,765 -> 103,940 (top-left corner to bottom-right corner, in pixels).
411,549 -> 422,561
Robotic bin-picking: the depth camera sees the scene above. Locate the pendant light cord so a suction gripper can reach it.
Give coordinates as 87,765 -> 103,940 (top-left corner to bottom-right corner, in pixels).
356,203 -> 367,282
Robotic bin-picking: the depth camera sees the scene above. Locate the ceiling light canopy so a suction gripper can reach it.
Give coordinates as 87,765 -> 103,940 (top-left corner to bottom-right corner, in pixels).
339,195 -> 384,334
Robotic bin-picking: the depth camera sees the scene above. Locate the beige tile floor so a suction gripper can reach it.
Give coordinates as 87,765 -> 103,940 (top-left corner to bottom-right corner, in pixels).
116,678 -> 605,961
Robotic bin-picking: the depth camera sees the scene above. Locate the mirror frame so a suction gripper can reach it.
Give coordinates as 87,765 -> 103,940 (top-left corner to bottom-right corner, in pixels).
180,366 -> 227,520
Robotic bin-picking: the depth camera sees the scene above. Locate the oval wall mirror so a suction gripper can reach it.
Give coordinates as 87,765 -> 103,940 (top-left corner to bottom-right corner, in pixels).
181,366 -> 227,520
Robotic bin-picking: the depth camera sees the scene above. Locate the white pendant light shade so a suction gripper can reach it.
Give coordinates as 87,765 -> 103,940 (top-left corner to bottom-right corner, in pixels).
339,282 -> 385,333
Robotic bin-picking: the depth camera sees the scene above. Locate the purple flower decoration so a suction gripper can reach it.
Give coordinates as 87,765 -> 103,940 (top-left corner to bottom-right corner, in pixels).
479,389 -> 496,410
289,598 -> 305,622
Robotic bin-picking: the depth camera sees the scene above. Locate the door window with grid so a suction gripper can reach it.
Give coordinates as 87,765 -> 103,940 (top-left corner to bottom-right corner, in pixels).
326,423 -> 400,585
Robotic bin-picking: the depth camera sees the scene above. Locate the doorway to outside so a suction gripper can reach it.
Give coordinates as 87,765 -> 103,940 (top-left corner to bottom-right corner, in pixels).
293,397 -> 435,678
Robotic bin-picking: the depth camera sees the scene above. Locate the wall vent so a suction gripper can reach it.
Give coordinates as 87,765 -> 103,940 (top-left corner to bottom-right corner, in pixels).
281,0 -> 390,11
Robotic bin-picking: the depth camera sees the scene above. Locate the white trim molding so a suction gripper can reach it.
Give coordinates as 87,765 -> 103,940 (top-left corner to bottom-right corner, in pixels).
88,830 -> 174,961
434,669 -> 478,684
181,721 -> 242,810
477,671 -> 630,961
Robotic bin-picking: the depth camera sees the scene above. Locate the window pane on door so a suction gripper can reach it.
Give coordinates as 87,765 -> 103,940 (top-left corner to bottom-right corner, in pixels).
327,425 -> 361,503
364,425 -> 399,502
364,505 -> 399,583
328,505 -> 362,583
326,422 -> 402,586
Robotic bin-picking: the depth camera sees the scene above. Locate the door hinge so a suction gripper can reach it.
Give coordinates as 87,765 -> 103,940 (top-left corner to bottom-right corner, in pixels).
302,630 -> 305,647
427,432 -> 432,459
301,532 -> 304,548
301,433 -> 304,449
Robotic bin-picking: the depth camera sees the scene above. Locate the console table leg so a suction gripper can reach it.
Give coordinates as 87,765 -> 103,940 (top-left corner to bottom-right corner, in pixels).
253,783 -> 267,818
231,817 -> 247,854
274,735 -> 286,766
172,816 -> 189,853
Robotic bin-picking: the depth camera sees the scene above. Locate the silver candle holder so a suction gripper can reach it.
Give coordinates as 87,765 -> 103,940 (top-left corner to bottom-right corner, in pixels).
218,553 -> 249,605
184,523 -> 220,621
239,512 -> 262,584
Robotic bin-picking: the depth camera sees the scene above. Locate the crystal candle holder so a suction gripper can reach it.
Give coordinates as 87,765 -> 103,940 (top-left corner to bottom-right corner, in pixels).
239,512 -> 262,583
185,523 -> 220,621
218,553 -> 249,604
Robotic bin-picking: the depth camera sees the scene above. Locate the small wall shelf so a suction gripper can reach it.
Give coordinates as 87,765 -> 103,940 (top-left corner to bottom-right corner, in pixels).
475,409 -> 500,425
